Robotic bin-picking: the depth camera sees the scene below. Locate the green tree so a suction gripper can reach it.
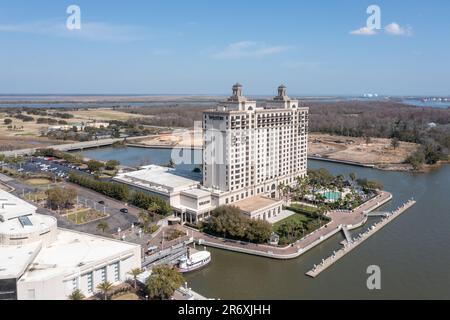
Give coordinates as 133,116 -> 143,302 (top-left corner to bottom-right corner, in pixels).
68,289 -> 86,300
3,118 -> 12,125
246,219 -> 272,243
349,172 -> 357,182
391,137 -> 400,150
105,160 -> 120,170
87,160 -> 104,173
46,187 -> 77,210
97,220 -> 109,233
130,191 -> 171,215
147,265 -> 184,300
205,206 -> 272,244
97,281 -> 114,300
128,268 -> 143,290
406,150 -> 425,170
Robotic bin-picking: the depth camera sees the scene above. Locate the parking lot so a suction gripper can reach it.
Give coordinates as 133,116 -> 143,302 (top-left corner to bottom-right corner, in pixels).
2,156 -> 84,180
1,156 -> 147,238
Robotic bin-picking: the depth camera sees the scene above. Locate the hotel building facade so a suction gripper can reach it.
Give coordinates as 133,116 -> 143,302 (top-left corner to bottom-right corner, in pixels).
203,84 -> 308,202
115,84 -> 309,224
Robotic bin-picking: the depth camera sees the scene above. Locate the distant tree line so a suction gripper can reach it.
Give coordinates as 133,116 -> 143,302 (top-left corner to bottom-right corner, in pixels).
129,191 -> 172,216
68,172 -> 129,201
34,148 -> 84,164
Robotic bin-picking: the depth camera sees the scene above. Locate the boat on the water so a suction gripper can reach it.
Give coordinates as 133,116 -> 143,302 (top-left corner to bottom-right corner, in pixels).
178,248 -> 211,273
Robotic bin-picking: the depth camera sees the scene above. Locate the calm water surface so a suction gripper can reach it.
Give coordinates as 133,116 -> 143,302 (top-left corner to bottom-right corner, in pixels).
80,147 -> 450,299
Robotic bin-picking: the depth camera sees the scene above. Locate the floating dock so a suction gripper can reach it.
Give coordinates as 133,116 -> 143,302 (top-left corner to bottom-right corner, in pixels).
306,199 -> 416,278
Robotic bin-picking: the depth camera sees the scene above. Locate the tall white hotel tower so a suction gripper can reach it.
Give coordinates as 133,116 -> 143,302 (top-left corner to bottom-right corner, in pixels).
202,84 -> 308,213
115,84 -> 309,223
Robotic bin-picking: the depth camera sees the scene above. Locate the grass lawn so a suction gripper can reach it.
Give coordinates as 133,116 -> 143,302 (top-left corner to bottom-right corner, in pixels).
289,203 -> 318,214
67,208 -> 108,225
25,191 -> 48,202
25,178 -> 52,186
273,213 -> 310,230
274,206 -> 329,245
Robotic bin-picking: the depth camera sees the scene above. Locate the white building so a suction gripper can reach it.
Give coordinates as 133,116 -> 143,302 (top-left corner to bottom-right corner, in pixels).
113,84 -> 309,224
202,84 -> 308,204
0,190 -> 141,300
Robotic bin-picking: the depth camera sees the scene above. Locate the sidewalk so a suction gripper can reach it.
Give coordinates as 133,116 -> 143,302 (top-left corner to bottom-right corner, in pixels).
187,191 -> 393,259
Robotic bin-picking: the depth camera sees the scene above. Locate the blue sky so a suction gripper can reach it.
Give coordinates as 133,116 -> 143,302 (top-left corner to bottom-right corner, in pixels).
0,0 -> 449,95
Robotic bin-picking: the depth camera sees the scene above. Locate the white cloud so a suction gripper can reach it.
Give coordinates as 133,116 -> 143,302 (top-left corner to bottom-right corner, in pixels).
211,41 -> 289,60
0,19 -> 148,43
349,26 -> 378,36
385,23 -> 413,36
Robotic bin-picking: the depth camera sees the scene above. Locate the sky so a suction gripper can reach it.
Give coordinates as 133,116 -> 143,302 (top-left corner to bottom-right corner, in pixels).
0,0 -> 449,96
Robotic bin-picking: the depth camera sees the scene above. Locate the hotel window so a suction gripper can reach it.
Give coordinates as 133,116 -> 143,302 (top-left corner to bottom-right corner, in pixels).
72,277 -> 79,291
100,266 -> 107,282
87,272 -> 94,294
113,262 -> 120,282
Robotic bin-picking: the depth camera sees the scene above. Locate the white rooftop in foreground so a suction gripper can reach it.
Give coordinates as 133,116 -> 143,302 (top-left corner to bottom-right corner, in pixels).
0,242 -> 42,280
114,164 -> 199,194
18,229 -> 139,283
0,189 -> 142,300
0,189 -> 37,221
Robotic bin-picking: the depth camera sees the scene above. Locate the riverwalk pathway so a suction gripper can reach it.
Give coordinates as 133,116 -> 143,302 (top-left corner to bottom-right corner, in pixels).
187,191 -> 393,260
306,199 -> 416,278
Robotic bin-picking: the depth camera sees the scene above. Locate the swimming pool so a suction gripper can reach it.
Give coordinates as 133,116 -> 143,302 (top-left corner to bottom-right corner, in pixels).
321,191 -> 342,201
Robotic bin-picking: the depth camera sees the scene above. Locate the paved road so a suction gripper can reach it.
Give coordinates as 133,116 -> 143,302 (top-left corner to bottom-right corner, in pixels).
5,177 -> 143,237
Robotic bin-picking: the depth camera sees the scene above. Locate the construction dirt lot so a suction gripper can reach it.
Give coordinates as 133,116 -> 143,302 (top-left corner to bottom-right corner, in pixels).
133,128 -> 203,148
134,131 -> 420,171
309,133 -> 419,170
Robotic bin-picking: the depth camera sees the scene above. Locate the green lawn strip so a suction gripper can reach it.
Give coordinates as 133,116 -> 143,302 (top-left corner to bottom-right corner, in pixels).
67,208 -> 107,225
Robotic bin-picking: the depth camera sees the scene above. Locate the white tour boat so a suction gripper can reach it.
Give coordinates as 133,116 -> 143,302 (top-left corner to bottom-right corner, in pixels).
178,248 -> 211,273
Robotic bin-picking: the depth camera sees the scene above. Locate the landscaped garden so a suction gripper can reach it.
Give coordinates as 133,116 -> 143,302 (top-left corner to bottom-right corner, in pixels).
279,168 -> 383,211
67,208 -> 108,225
274,204 -> 331,245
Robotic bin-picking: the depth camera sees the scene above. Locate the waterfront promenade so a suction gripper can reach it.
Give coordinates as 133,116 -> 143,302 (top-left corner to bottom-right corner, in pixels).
188,191 -> 393,260
306,199 -> 416,277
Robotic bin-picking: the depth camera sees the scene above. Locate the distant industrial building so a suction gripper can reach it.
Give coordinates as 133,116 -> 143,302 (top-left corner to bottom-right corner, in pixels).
0,190 -> 141,300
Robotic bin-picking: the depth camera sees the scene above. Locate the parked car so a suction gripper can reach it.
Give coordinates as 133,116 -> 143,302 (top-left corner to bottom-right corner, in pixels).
120,208 -> 128,213
98,200 -> 105,205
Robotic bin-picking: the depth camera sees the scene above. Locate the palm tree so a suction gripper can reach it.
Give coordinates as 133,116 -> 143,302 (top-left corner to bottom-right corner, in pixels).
128,268 -> 143,290
96,220 -> 109,233
68,289 -> 85,300
147,265 -> 185,300
97,281 -> 113,300
277,183 -> 286,199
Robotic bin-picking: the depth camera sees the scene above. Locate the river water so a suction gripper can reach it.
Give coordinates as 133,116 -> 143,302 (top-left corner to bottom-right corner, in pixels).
79,146 -> 450,299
